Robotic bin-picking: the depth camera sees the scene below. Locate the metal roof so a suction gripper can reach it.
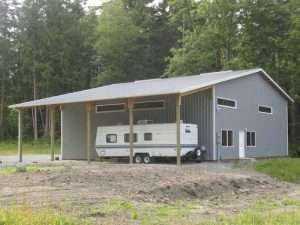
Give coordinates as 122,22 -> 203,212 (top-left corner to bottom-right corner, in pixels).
9,68 -> 293,109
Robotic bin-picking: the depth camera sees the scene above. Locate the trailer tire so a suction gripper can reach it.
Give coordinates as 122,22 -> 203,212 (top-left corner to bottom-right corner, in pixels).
143,155 -> 151,164
134,155 -> 143,164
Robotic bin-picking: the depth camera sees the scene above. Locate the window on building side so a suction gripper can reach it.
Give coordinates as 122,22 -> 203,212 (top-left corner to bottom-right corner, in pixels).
258,105 -> 272,114
247,131 -> 256,147
133,100 -> 164,110
124,133 -> 138,143
217,98 -> 236,108
221,130 -> 233,147
96,103 -> 125,113
106,134 -> 117,143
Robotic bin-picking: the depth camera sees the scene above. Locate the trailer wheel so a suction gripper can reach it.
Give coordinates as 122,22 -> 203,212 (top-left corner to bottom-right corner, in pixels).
134,155 -> 143,164
143,155 -> 151,164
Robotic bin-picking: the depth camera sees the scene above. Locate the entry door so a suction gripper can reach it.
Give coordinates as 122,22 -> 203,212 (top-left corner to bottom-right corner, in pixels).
239,130 -> 245,158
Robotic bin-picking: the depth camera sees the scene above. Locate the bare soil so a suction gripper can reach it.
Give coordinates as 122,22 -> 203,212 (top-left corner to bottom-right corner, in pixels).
0,161 -> 299,223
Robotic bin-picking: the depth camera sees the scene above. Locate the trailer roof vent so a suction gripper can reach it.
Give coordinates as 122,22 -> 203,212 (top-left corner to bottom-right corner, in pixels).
137,120 -> 154,125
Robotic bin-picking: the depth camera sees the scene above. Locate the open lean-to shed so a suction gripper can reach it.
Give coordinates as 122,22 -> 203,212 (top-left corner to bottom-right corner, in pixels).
9,68 -> 294,165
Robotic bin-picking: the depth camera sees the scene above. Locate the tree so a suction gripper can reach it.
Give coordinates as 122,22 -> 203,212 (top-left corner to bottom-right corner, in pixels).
94,0 -> 175,84
0,0 -> 18,139
166,0 -> 240,76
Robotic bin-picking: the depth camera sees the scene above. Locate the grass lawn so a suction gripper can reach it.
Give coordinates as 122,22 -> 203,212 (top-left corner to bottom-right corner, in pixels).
1,198 -> 299,225
0,208 -> 87,225
0,164 -> 65,175
255,158 -> 300,183
0,140 -> 60,155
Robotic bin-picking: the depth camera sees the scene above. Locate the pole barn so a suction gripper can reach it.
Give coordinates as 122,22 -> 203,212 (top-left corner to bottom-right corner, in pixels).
9,69 -> 293,164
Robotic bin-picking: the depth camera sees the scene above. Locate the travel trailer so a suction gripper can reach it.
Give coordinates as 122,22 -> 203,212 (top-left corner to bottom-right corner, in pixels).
95,123 -> 202,163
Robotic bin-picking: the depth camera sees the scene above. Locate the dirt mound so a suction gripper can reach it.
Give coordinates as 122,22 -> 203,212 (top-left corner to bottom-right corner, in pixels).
137,176 -> 282,202
0,162 -> 289,207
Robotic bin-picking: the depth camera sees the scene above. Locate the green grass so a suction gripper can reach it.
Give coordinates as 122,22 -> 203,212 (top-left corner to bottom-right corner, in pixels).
201,198 -> 300,225
0,207 -> 88,225
89,199 -> 194,225
0,140 -> 60,155
0,165 -> 65,175
255,158 -> 300,183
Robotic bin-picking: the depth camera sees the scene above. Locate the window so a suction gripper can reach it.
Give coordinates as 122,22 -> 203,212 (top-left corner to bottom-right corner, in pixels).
185,128 -> 191,133
96,103 -> 125,113
144,133 -> 152,141
221,130 -> 233,147
247,131 -> 256,147
258,105 -> 272,114
133,100 -> 164,110
124,133 -> 138,143
106,134 -> 117,143
217,97 -> 236,108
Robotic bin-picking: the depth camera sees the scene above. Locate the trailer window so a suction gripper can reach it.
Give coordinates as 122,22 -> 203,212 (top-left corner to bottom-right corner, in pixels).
133,100 -> 164,110
106,134 -> 117,143
144,133 -> 152,141
124,133 -> 137,143
96,103 -> 125,113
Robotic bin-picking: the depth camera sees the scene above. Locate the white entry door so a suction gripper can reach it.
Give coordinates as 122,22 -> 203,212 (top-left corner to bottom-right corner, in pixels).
239,130 -> 245,158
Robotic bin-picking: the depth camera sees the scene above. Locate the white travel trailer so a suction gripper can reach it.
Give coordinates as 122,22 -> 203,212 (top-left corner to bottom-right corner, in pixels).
95,123 -> 200,163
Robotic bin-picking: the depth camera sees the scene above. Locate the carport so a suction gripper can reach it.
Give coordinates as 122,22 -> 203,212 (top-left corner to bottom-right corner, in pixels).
9,70 -> 221,165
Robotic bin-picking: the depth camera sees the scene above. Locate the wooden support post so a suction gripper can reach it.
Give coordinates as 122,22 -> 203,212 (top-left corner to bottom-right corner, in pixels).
50,106 -> 56,161
176,94 -> 181,166
86,103 -> 93,164
59,105 -> 64,158
17,109 -> 23,163
128,98 -> 134,164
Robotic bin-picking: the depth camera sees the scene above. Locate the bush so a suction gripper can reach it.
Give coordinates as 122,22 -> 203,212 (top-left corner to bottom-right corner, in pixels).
289,143 -> 300,157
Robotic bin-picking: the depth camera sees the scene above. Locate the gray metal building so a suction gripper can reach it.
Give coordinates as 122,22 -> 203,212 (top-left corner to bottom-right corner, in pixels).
9,68 -> 293,163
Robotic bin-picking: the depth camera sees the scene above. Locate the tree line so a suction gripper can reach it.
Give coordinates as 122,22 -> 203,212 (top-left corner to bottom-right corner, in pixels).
0,0 -> 299,154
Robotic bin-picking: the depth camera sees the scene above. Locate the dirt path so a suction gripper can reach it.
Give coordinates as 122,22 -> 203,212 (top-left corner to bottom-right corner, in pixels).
0,161 -> 298,223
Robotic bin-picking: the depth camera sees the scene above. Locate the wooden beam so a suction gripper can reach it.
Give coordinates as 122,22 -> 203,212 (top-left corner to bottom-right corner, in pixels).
59,105 -> 64,159
49,106 -> 56,161
176,94 -> 181,166
17,109 -> 23,163
128,98 -> 134,164
86,103 -> 93,164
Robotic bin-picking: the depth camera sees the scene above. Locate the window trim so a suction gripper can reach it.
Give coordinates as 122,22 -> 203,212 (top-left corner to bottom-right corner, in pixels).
106,134 -> 117,143
246,131 -> 256,147
217,97 -> 237,109
95,103 -> 126,114
258,104 -> 273,115
133,100 -> 165,111
221,129 -> 234,147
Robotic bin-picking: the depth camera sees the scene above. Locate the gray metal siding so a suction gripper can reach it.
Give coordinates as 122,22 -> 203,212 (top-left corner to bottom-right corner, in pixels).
215,72 -> 288,159
182,89 -> 214,160
61,103 -> 87,160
